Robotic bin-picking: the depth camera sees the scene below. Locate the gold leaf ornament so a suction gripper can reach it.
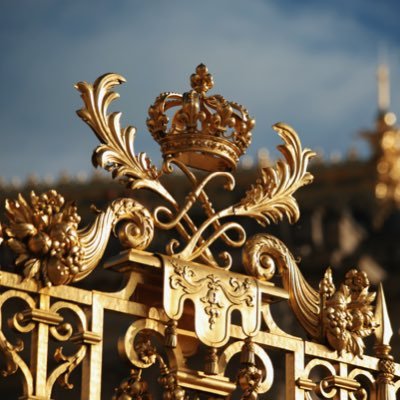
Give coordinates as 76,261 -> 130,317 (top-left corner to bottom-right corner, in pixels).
4,191 -> 83,286
243,235 -> 378,357
75,73 -> 174,204
236,123 -> 315,225
321,268 -> 377,357
3,191 -> 154,286
173,123 -> 315,267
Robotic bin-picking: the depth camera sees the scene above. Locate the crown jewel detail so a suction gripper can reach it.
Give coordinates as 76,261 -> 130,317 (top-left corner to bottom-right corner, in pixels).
146,64 -> 255,171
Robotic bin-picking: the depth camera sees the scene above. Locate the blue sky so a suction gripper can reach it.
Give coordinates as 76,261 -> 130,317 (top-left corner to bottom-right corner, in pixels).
0,0 -> 400,182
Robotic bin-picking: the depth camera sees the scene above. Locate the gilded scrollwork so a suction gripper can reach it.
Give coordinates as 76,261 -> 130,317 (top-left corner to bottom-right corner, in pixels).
298,362 -> 375,400
242,233 -> 377,357
75,73 -> 175,205
119,320 -> 188,399
46,301 -> 92,393
76,197 -> 154,282
76,67 -> 314,271
0,290 -> 35,394
298,359 -> 341,399
347,369 -> 375,400
119,317 -> 186,373
171,123 -> 315,267
235,123 -> 315,225
76,75 -> 157,183
2,190 -> 153,286
242,233 -> 320,338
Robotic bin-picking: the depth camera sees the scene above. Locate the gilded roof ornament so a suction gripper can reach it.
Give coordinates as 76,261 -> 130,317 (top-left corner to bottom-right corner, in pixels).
361,63 -> 400,222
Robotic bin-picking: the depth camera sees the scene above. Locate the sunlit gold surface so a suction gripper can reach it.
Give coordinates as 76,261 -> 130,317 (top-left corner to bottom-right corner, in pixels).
0,65 -> 398,399
2,191 -> 153,286
147,64 -> 255,172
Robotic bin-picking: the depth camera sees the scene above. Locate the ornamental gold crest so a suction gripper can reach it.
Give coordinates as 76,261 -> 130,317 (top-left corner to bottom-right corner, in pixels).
0,65 -> 392,400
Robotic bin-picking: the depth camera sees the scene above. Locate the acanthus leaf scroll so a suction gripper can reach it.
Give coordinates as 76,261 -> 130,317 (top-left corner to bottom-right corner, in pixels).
75,73 -> 175,204
2,190 -> 154,286
242,233 -> 378,357
235,122 -> 315,225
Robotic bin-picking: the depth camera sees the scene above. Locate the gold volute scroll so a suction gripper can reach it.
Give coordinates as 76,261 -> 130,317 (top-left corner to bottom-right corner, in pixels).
2,191 -> 153,286
242,232 -> 378,357
242,234 -> 321,339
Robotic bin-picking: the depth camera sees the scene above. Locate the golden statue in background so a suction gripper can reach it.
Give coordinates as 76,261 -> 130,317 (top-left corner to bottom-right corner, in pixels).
363,63 -> 400,223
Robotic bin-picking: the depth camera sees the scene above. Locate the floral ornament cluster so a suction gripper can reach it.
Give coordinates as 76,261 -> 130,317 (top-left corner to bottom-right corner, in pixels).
112,369 -> 152,400
320,268 -> 377,357
3,190 -> 83,286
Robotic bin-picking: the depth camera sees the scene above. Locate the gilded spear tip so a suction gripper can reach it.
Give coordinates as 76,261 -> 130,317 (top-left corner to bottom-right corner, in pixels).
374,283 -> 393,348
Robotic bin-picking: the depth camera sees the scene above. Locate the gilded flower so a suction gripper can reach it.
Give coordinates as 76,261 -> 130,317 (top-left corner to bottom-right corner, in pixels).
321,268 -> 377,357
345,269 -> 369,292
3,190 -> 83,286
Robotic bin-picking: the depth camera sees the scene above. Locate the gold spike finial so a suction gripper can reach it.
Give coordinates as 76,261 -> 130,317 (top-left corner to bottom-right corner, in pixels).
374,283 -> 393,348
374,283 -> 396,400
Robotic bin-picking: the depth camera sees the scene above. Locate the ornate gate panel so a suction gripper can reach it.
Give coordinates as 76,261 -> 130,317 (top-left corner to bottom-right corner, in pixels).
0,65 -> 398,399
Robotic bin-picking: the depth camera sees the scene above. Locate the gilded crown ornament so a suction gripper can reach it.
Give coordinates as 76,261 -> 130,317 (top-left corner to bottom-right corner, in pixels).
147,64 -> 255,171
0,64 -> 396,400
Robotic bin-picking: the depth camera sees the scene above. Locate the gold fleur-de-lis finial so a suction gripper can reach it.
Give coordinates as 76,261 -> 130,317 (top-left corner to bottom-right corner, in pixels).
190,63 -> 214,94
